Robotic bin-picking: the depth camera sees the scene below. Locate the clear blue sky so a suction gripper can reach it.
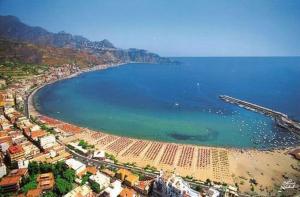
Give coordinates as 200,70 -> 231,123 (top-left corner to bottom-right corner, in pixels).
0,0 -> 300,56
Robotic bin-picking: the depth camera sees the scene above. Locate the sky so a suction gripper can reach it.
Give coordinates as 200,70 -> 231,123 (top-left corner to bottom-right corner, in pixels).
0,0 -> 300,56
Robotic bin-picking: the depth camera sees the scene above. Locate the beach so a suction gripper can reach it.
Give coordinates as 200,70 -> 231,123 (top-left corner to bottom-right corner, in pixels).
29,108 -> 299,195
27,62 -> 300,195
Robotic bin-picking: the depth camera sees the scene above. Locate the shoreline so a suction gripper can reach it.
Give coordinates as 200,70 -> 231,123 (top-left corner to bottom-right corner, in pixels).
28,63 -> 297,152
27,63 -> 300,194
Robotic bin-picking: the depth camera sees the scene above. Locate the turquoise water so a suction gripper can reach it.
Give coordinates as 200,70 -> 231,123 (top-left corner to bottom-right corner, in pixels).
34,57 -> 300,148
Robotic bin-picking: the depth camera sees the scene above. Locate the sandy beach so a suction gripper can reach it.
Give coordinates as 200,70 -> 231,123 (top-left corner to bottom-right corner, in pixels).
27,65 -> 300,195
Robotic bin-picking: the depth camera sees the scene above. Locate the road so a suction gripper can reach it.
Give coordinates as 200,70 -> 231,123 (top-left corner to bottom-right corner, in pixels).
64,145 -> 209,190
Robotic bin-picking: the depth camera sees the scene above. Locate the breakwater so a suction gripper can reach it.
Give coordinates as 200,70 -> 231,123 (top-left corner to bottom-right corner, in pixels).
219,95 -> 300,135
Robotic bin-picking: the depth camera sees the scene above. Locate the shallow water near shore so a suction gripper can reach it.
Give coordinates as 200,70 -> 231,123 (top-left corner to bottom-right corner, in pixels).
34,57 -> 300,148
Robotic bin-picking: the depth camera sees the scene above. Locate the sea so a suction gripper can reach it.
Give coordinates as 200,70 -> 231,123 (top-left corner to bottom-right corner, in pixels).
34,57 -> 300,149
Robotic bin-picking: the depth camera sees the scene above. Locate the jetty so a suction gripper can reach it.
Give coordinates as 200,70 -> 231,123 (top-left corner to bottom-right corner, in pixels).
219,95 -> 300,135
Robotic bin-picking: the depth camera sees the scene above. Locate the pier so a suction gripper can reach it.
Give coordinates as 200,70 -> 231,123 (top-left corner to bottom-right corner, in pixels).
219,95 -> 300,135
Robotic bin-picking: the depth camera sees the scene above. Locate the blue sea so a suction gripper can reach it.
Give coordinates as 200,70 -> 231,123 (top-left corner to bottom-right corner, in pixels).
34,57 -> 300,148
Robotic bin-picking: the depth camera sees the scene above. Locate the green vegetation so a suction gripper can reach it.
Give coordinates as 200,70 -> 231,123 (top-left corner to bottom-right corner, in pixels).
0,61 -> 49,83
144,164 -> 157,172
21,177 -> 37,193
185,175 -> 193,180
26,161 -> 76,196
78,140 -> 94,149
90,181 -> 101,193
105,152 -> 118,164
55,177 -> 73,195
124,162 -> 136,167
42,191 -> 57,197
81,172 -> 92,185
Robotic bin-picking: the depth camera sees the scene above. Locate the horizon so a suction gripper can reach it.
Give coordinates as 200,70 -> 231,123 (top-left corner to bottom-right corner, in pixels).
0,0 -> 300,57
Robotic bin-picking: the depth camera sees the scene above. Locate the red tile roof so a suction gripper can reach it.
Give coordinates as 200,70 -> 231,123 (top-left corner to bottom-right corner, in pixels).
8,145 -> 24,154
26,188 -> 42,197
0,175 -> 21,186
86,166 -> 97,175
31,130 -> 47,139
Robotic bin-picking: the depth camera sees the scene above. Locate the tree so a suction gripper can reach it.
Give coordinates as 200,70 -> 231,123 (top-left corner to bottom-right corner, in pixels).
28,161 -> 40,174
90,181 -> 101,193
63,169 -> 76,183
55,178 -> 73,195
43,191 -> 57,197
52,161 -> 67,177
21,181 -> 37,193
205,179 -> 211,185
40,162 -> 52,173
195,185 -> 202,192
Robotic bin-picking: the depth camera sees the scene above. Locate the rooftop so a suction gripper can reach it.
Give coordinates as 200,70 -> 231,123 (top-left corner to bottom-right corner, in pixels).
120,187 -> 136,197
8,144 -> 24,154
26,188 -> 42,197
0,175 -> 21,186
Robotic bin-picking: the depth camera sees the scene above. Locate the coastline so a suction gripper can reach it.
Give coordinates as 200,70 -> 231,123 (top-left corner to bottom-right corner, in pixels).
27,63 -> 299,194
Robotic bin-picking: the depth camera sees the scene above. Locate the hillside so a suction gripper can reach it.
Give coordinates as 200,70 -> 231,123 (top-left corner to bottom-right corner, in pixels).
0,15 -> 171,65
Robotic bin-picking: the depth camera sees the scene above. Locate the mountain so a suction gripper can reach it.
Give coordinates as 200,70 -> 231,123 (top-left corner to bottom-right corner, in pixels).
0,15 -> 115,50
0,15 -> 171,65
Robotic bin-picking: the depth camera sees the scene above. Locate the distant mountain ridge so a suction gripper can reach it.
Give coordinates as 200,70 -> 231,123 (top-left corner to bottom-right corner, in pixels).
0,15 -> 171,65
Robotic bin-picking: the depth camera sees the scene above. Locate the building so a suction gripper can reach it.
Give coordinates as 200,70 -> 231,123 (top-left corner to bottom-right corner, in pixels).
26,188 -> 42,197
166,174 -> 200,197
39,135 -> 56,149
9,168 -> 28,178
89,172 -> 110,190
37,172 -> 55,191
68,141 -> 89,155
0,161 -> 7,178
152,171 -> 200,197
65,158 -> 86,175
206,188 -> 220,197
64,185 -> 95,197
116,168 -> 131,181
93,150 -> 105,160
101,180 -> 123,197
30,130 -> 47,141
119,187 -> 137,197
18,160 -> 29,169
86,166 -> 97,175
0,175 -> 22,193
7,145 -> 25,163
124,174 -> 139,187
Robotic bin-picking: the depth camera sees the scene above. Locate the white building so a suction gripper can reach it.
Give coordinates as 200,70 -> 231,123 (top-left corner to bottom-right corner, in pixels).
30,124 -> 41,132
89,172 -> 110,189
65,158 -> 86,175
39,135 -> 56,149
0,142 -> 10,154
68,142 -> 89,155
166,174 -> 200,197
152,171 -> 200,197
206,188 -> 220,197
18,160 -> 29,169
102,180 -> 122,197
93,150 -> 105,159
0,163 -> 7,178
63,185 -> 93,197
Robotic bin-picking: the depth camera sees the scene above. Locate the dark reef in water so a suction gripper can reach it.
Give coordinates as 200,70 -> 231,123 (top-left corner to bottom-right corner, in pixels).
168,128 -> 218,141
